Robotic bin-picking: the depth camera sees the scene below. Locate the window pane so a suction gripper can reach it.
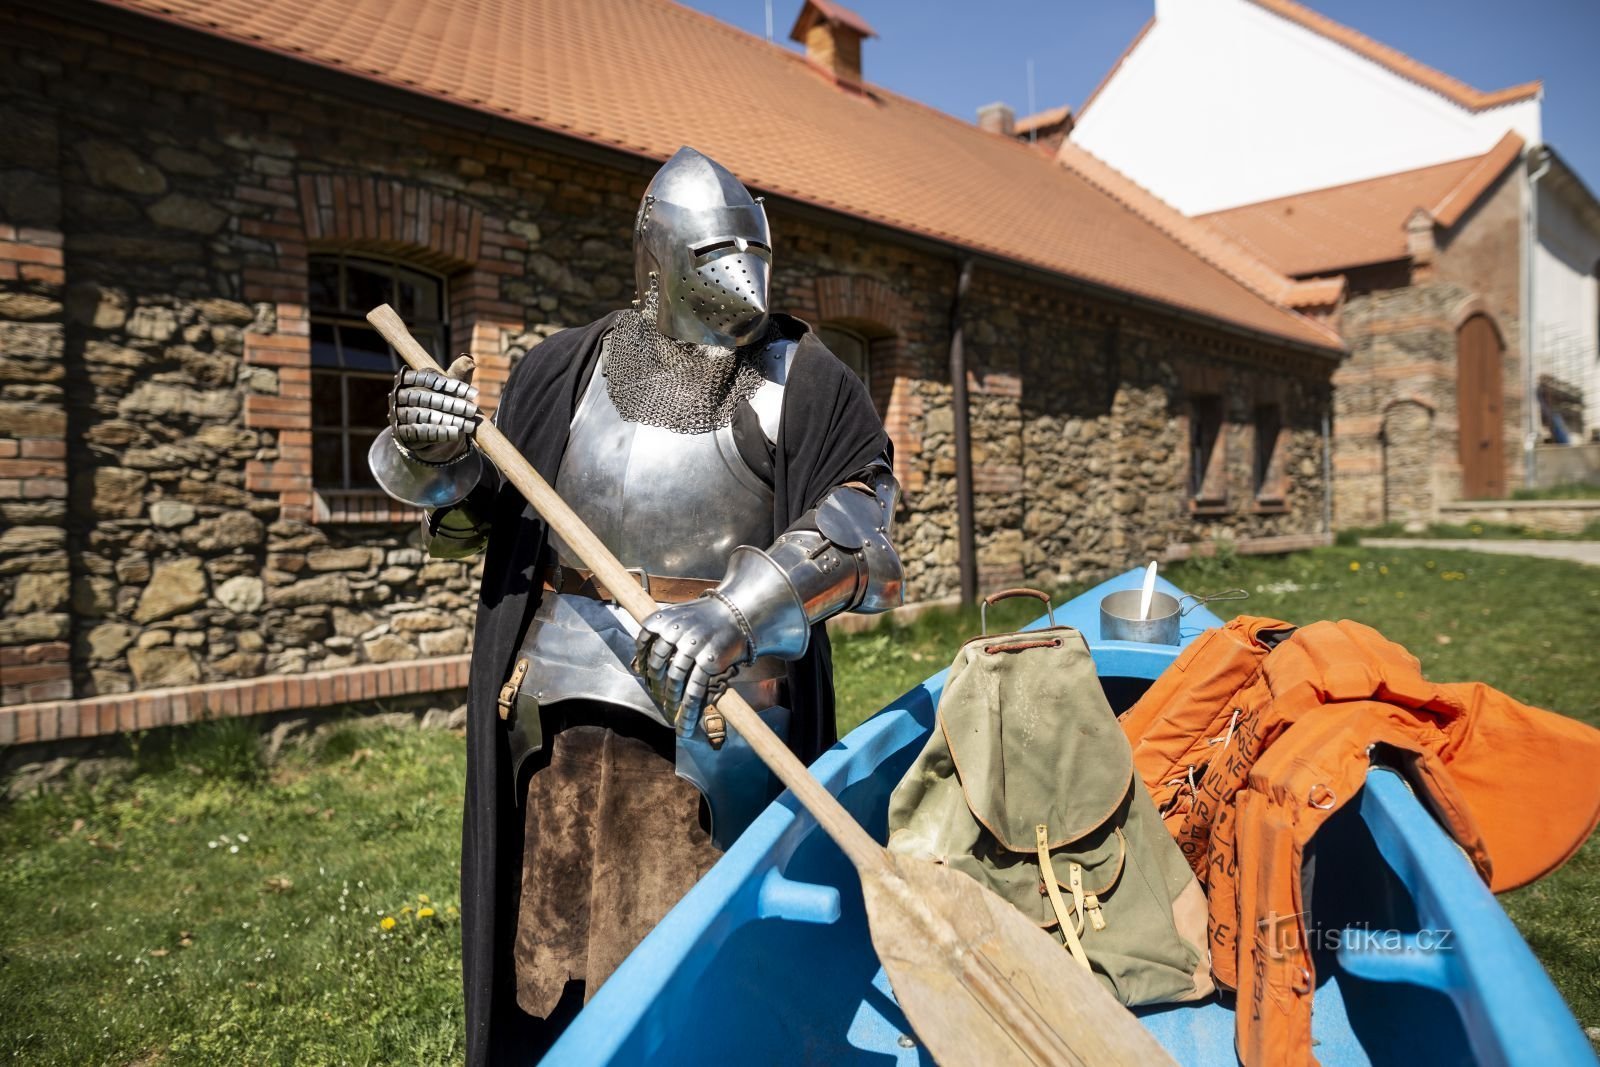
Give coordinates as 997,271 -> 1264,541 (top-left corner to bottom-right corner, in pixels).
344,262 -> 392,316
349,432 -> 380,488
311,371 -> 345,428
338,325 -> 395,372
312,430 -> 345,487
309,257 -> 340,313
411,327 -> 444,362
310,321 -> 340,367
347,374 -> 391,430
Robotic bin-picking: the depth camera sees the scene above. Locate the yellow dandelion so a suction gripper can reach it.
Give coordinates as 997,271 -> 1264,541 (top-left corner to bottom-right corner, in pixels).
418,907 -> 436,919
380,917 -> 396,931
1348,561 -> 1360,572
1378,565 -> 1388,575
401,906 -> 413,915
418,894 -> 431,905
1425,560 -> 1436,569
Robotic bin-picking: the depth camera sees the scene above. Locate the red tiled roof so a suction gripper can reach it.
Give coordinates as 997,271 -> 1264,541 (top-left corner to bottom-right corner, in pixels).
1057,142 -> 1345,315
93,0 -> 1339,351
1014,104 -> 1072,136
1197,132 -> 1525,276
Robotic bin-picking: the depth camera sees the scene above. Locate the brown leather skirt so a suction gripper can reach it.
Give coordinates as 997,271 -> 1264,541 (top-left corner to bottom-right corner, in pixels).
513,706 -> 721,1019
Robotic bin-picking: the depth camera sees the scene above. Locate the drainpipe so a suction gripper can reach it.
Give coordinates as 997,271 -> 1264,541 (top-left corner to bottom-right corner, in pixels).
1321,404 -> 1333,534
1523,146 -> 1552,489
948,258 -> 977,606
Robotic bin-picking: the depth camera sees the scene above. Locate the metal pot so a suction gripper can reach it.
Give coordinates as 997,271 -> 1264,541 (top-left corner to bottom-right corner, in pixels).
1099,588 -> 1248,645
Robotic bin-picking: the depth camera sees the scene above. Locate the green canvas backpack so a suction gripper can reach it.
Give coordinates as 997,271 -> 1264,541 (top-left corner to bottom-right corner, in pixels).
887,592 -> 1214,1007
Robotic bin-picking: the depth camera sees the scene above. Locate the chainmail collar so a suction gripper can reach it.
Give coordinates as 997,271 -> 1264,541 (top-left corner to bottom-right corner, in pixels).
603,297 -> 772,434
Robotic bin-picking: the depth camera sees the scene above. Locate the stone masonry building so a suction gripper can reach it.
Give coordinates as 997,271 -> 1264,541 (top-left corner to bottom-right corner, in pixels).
0,0 -> 1342,745
1059,0 -> 1600,527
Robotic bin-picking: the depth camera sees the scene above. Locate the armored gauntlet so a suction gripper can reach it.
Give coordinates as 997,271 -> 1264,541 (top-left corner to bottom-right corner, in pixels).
634,468 -> 903,734
369,356 -> 487,510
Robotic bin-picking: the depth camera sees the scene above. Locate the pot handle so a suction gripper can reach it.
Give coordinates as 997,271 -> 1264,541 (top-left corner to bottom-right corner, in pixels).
1178,588 -> 1249,616
981,587 -> 1055,635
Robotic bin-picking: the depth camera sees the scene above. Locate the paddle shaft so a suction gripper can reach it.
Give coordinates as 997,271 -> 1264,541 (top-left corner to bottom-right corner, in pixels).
368,305 -> 888,876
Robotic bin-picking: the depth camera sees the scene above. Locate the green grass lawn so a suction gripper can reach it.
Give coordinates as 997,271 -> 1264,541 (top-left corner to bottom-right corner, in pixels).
2,546 -> 1597,1062
0,721 -> 468,1065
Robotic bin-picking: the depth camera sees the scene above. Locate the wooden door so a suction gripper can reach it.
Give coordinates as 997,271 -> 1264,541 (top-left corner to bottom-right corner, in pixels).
1456,314 -> 1505,499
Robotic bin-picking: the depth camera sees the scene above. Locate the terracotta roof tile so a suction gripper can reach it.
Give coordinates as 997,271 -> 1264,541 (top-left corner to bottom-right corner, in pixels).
93,0 -> 1338,350
1014,104 -> 1072,136
1197,133 -> 1525,276
1056,142 -> 1345,329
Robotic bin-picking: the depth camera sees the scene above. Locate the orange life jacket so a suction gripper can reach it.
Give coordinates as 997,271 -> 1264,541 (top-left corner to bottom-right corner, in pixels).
1121,617 -> 1600,1067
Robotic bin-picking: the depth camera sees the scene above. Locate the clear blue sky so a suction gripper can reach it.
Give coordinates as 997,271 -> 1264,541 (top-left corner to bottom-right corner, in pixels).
679,0 -> 1600,196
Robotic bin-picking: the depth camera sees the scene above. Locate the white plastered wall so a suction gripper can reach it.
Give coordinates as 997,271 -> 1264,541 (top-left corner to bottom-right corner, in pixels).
1071,0 -> 1542,215
1533,185 -> 1600,436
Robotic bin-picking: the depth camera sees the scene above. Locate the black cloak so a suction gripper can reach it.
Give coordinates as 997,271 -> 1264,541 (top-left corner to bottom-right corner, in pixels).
458,311 -> 890,1065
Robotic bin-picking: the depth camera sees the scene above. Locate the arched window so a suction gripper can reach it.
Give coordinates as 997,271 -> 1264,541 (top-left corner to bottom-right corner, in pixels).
308,254 -> 448,490
816,323 -> 872,395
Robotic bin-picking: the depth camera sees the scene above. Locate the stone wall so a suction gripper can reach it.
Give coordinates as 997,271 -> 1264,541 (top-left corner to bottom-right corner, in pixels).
0,6 -> 1336,738
1332,163 -> 1529,529
1335,283 -> 1467,527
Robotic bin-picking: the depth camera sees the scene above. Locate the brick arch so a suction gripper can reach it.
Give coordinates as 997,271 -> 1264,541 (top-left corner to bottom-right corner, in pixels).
1448,295 -> 1505,346
297,175 -> 485,271
241,174 -> 525,524
1382,394 -> 1437,419
813,274 -> 912,334
808,273 -> 923,493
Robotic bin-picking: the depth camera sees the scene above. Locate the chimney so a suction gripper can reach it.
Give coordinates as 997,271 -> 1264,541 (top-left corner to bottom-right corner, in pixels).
789,0 -> 877,84
976,102 -> 1016,137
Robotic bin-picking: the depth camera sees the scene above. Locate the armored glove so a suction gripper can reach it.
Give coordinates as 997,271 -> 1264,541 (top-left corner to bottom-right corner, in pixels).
633,592 -> 752,735
390,356 -> 480,463
633,478 -> 904,740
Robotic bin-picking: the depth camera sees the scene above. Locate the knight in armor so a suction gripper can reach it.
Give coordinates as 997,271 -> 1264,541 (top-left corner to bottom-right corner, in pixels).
369,147 -> 903,1064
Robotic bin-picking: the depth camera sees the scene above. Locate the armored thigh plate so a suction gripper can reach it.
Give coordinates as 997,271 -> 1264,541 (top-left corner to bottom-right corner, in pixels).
675,700 -> 790,851
510,593 -> 790,849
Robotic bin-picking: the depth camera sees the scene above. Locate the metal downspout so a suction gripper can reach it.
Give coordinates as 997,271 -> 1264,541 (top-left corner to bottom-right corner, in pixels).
1523,146 -> 1552,489
1322,404 -> 1333,534
948,258 -> 977,606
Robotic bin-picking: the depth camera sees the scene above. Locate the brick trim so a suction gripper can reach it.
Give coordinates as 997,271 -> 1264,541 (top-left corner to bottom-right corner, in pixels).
0,223 -> 71,706
808,273 -> 922,491
238,173 -> 526,522
0,655 -> 472,746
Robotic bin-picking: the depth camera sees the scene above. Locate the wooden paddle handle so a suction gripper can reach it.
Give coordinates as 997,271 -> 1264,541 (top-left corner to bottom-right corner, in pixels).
367,305 -> 888,875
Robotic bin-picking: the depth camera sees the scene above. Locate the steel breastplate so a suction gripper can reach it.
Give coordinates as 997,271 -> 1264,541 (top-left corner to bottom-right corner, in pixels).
509,335 -> 791,849
549,343 -> 775,578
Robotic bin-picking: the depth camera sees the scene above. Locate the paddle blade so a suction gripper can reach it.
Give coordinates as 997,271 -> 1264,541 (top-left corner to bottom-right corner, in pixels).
864,853 -> 1176,1067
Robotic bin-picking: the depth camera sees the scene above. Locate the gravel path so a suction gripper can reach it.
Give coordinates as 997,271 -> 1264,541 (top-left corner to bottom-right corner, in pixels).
1361,538 -> 1600,567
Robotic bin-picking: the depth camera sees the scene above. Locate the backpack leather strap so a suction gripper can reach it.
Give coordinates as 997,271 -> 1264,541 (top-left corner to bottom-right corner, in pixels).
1036,822 -> 1091,972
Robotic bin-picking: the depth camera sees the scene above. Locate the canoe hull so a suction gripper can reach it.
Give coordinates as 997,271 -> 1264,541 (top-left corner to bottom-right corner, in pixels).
547,571 -> 1594,1066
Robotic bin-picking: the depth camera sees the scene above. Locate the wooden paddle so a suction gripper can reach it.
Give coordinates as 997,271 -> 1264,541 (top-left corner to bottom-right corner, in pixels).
368,304 -> 1175,1067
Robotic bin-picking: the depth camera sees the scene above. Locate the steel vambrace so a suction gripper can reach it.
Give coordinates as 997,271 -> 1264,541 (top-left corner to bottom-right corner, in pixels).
711,484 -> 905,663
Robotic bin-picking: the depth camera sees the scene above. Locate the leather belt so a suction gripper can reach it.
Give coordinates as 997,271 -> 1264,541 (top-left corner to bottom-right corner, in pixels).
541,564 -> 716,606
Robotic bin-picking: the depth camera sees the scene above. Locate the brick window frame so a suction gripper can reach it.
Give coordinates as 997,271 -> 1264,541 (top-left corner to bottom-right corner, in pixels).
803,274 -> 923,491
240,175 -> 526,524
1251,403 -> 1288,509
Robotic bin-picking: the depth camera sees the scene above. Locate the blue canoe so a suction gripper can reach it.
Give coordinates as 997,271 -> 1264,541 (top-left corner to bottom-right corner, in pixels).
548,570 -> 1595,1065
